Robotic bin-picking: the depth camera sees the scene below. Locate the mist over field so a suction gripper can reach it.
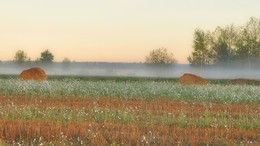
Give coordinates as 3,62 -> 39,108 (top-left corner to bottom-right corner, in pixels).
0,62 -> 259,79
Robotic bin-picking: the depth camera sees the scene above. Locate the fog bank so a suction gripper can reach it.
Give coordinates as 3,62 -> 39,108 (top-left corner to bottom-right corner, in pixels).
0,62 -> 260,79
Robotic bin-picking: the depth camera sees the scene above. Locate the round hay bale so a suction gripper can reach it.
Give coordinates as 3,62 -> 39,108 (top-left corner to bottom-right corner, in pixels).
20,67 -> 46,81
179,73 -> 208,85
228,79 -> 259,85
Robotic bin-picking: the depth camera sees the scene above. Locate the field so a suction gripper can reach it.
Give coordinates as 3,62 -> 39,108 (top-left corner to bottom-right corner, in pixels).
0,75 -> 259,145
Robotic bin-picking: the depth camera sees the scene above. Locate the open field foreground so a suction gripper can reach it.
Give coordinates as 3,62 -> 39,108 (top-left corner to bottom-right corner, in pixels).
0,78 -> 259,145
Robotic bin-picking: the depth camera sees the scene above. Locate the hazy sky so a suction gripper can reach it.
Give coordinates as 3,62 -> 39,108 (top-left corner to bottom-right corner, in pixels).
0,0 -> 259,63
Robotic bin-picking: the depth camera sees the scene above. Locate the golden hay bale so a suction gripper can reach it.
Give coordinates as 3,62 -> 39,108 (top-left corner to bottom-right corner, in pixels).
20,67 -> 46,81
179,73 -> 208,85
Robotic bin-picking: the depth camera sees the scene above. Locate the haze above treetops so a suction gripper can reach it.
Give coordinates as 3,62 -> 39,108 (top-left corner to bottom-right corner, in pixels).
0,0 -> 259,63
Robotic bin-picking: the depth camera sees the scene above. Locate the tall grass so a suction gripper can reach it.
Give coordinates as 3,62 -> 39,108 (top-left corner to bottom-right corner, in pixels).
0,106 -> 258,129
0,78 -> 259,103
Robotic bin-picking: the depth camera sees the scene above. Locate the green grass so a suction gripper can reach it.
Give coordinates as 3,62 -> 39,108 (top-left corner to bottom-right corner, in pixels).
0,74 -> 180,82
0,77 -> 260,103
1,73 -> 260,85
0,74 -> 233,84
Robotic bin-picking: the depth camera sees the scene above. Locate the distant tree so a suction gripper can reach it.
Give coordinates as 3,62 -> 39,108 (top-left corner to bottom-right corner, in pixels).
210,25 -> 238,66
62,57 -> 71,69
35,58 -> 41,63
27,57 -> 32,62
39,49 -> 54,64
145,48 -> 177,65
62,57 -> 70,63
187,29 -> 211,67
14,50 -> 29,64
211,42 -> 230,65
245,17 -> 260,58
188,17 -> 260,67
235,17 -> 260,67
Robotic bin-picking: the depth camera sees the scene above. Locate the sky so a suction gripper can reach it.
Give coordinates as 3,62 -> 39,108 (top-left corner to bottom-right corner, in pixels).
0,0 -> 260,63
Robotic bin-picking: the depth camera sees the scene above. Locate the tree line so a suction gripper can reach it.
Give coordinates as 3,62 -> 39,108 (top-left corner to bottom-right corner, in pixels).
188,17 -> 260,68
146,17 -> 260,67
14,49 -> 70,65
7,17 -> 260,67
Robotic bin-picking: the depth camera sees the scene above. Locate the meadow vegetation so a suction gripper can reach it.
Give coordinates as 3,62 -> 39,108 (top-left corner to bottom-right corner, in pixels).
0,76 -> 259,145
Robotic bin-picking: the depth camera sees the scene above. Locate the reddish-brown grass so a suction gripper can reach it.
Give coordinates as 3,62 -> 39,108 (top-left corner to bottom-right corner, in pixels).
0,120 -> 258,145
0,96 -> 258,116
0,96 -> 259,145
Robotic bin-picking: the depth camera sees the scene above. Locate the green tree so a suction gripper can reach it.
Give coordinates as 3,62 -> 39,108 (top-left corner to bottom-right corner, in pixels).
210,25 -> 238,66
14,50 -> 28,64
145,48 -> 177,64
188,29 -> 211,66
189,17 -> 260,67
39,49 -> 54,64
235,17 -> 260,67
